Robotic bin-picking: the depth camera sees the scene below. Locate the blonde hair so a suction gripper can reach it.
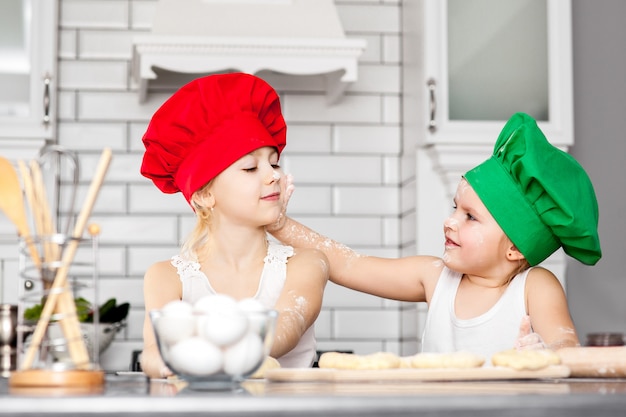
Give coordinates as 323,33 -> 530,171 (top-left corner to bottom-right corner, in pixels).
510,259 -> 531,280
505,253 -> 531,285
180,183 -> 214,261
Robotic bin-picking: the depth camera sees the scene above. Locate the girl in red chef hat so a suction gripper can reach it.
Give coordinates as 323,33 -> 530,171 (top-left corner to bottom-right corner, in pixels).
139,73 -> 329,379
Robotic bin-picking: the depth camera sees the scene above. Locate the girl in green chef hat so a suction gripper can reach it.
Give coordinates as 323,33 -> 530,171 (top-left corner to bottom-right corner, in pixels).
269,112 -> 601,361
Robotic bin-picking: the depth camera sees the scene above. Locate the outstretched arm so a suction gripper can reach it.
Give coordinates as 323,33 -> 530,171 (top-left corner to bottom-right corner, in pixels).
268,174 -> 440,302
271,216 -> 438,302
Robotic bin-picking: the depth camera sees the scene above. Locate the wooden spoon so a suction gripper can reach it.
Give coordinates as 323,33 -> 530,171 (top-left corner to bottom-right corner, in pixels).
0,156 -> 40,266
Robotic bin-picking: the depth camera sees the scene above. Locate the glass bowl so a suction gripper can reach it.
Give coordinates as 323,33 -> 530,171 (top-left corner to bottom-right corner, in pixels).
150,298 -> 277,390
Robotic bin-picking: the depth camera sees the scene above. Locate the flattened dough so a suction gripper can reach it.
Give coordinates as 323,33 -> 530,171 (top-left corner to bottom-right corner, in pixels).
491,349 -> 561,371
319,351 -> 485,370
408,351 -> 485,369
318,351 -> 401,370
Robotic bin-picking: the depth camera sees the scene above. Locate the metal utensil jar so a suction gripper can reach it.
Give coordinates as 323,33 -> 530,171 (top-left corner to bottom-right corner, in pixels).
0,304 -> 18,377
585,332 -> 625,347
16,233 -> 102,371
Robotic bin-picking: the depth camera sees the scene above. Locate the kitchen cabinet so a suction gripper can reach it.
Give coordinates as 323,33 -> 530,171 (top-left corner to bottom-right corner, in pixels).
0,0 -> 58,160
423,0 -> 573,146
407,0 -> 573,284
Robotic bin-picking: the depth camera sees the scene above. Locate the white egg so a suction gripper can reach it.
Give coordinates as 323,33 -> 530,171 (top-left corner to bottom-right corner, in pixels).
167,337 -> 223,376
161,299 -> 193,316
222,331 -> 265,376
237,298 -> 269,334
198,308 -> 248,347
155,300 -> 195,345
237,298 -> 266,313
193,294 -> 238,314
156,316 -> 196,346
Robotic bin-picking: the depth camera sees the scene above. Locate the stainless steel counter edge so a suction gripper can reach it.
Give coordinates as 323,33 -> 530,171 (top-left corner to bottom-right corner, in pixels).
1,394 -> 626,417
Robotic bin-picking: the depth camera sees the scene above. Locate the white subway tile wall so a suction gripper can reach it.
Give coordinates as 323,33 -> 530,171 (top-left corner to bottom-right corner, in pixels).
0,0 -> 419,372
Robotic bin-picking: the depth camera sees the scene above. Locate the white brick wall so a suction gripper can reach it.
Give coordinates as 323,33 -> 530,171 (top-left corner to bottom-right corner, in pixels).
0,0 -> 418,372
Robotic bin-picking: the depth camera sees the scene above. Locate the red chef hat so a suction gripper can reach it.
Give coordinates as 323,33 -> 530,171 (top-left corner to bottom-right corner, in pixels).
140,73 -> 287,203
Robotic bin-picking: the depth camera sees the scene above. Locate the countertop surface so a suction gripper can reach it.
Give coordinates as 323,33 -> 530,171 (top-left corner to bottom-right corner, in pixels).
2,373 -> 626,416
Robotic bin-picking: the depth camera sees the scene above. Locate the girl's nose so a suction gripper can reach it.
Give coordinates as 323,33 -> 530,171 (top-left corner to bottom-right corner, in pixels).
266,169 -> 281,184
443,216 -> 458,231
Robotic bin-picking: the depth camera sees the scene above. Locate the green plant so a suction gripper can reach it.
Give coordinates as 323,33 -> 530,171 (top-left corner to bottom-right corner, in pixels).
24,297 -> 130,324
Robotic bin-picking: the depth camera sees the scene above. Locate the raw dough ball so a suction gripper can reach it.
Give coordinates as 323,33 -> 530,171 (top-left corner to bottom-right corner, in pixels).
249,356 -> 281,379
399,356 -> 415,368
167,337 -> 223,376
409,351 -> 485,369
491,348 -> 561,371
223,332 -> 265,376
318,352 -> 361,369
356,352 -> 402,370
318,351 -> 401,370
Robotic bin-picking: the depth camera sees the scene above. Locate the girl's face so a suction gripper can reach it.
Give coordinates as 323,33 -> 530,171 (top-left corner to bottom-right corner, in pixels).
442,179 -> 512,275
208,146 -> 283,227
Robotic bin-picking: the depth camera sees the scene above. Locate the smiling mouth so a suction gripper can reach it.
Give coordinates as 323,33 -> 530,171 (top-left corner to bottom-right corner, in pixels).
445,237 -> 459,248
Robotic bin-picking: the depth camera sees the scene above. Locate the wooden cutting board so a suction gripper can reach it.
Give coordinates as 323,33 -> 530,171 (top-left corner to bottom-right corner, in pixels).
265,365 -> 570,383
558,346 -> 626,378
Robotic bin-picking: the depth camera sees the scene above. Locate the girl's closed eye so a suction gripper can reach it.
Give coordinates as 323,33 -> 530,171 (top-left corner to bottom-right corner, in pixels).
243,166 -> 258,172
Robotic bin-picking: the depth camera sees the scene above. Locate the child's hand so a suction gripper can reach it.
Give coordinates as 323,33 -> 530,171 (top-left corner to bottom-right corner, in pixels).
267,173 -> 294,232
514,315 -> 547,350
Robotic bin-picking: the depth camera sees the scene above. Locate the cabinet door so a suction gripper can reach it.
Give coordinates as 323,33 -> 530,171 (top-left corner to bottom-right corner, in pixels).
423,0 -> 572,145
0,0 -> 57,159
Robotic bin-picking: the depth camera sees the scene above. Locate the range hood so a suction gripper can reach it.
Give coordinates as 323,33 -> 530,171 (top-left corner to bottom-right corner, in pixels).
132,0 -> 367,104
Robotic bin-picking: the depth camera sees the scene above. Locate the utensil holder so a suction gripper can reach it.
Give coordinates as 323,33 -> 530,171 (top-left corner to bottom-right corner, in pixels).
10,233 -> 105,389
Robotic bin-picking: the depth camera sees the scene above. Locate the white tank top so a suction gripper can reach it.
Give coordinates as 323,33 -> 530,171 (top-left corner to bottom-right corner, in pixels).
171,241 -> 316,368
421,266 -> 530,363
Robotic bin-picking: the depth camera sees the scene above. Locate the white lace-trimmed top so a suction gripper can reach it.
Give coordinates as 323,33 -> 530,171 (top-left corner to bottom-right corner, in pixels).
171,241 -> 316,368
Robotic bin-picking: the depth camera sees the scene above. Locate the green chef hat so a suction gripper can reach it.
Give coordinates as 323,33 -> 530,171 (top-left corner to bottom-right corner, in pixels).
464,112 -> 601,266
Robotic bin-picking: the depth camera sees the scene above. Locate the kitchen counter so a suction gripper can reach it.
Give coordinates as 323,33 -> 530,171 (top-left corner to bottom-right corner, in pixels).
2,373 -> 626,416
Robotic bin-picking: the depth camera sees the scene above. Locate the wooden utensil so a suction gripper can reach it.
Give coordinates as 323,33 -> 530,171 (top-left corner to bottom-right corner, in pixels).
20,148 -> 113,371
0,157 -> 41,267
19,159 -> 80,367
558,346 -> 626,378
25,160 -> 60,265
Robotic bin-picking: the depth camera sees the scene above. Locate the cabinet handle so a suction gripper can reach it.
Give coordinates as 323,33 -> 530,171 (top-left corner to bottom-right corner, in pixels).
427,78 -> 436,133
43,74 -> 51,127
